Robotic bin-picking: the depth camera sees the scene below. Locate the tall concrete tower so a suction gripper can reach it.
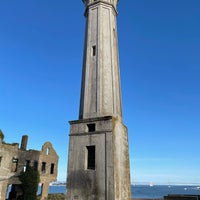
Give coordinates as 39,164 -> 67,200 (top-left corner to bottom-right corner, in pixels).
66,0 -> 131,199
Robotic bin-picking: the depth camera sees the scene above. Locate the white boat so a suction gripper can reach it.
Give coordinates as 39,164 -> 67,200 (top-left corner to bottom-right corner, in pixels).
149,181 -> 154,187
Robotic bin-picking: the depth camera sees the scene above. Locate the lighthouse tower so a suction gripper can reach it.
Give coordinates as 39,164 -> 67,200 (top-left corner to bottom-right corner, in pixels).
66,0 -> 131,199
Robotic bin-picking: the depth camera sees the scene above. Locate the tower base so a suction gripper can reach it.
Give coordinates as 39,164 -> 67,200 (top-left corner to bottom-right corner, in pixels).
66,116 -> 131,200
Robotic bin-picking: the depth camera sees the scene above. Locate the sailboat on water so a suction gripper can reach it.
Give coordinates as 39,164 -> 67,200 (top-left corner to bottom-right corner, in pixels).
149,181 -> 154,187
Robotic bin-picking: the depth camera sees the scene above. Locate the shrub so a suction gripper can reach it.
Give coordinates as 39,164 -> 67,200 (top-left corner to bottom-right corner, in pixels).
20,167 -> 40,200
48,194 -> 65,200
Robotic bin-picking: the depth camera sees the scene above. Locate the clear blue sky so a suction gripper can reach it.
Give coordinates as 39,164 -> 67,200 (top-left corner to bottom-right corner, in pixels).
0,1 -> 200,185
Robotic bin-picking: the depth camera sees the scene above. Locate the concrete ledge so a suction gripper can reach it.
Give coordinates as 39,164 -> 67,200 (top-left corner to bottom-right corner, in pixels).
69,116 -> 113,124
164,194 -> 200,200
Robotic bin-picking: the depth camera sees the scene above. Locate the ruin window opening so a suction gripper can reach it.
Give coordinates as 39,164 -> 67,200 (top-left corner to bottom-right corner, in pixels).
46,148 -> 50,155
0,157 -> 2,166
11,158 -> 18,172
92,45 -> 96,56
39,184 -> 43,196
87,123 -> 96,132
41,162 -> 46,173
86,146 -> 95,170
50,163 -> 55,174
26,160 -> 30,170
34,161 -> 38,171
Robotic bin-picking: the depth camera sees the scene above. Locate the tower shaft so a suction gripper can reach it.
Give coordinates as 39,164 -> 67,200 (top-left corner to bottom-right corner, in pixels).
79,1 -> 122,119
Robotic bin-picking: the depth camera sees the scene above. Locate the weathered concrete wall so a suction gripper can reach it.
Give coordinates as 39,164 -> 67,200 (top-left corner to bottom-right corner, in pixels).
66,116 -> 131,200
40,142 -> 58,183
79,1 -> 122,119
113,117 -> 131,200
0,180 -> 8,199
67,117 -> 113,200
0,142 -> 19,181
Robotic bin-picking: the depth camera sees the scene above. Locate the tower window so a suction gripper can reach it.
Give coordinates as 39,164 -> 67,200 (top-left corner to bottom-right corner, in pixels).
86,146 -> 95,170
41,162 -> 46,173
92,45 -> 96,56
87,123 -> 96,132
50,163 -> 55,174
0,157 -> 2,167
113,28 -> 116,38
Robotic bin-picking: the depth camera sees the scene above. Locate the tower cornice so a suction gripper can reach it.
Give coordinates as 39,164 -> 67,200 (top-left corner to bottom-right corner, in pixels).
82,0 -> 119,6
83,0 -> 118,17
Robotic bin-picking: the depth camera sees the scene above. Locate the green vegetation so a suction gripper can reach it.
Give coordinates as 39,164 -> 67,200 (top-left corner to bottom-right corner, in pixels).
37,194 -> 65,200
20,167 -> 40,200
48,194 -> 65,200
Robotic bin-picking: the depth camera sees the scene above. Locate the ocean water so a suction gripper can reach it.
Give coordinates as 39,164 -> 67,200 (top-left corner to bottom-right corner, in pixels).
131,185 -> 200,198
47,185 -> 200,199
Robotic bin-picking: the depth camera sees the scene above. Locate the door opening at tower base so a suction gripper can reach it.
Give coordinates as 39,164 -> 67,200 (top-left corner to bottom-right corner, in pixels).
86,146 -> 95,170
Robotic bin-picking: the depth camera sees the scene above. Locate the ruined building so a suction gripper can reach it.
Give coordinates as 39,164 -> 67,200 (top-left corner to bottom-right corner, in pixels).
66,0 -> 131,200
0,132 -> 58,200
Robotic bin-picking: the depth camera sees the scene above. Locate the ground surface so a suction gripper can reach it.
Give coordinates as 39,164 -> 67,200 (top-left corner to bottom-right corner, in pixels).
38,194 -> 163,200
37,194 -> 65,200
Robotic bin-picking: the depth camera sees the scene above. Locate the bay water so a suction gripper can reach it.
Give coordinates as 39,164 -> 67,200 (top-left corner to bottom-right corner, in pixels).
47,185 -> 200,199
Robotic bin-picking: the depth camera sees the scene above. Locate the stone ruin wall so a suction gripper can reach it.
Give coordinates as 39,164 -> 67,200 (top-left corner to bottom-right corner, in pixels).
0,134 -> 59,200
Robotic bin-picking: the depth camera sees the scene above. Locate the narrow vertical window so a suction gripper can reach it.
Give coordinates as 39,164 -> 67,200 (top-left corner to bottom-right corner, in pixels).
11,158 -> 18,172
41,162 -> 46,173
92,45 -> 96,56
34,161 -> 38,171
86,146 -> 95,170
26,160 -> 30,170
46,148 -> 50,155
50,163 -> 55,174
113,28 -> 116,38
0,157 -> 2,167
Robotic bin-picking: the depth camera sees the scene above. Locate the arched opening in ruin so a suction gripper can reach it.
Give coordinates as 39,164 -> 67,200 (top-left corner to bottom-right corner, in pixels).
6,184 -> 11,200
7,184 -> 23,200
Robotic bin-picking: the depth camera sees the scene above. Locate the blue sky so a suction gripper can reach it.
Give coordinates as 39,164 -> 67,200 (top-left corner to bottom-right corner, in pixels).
0,1 -> 200,184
